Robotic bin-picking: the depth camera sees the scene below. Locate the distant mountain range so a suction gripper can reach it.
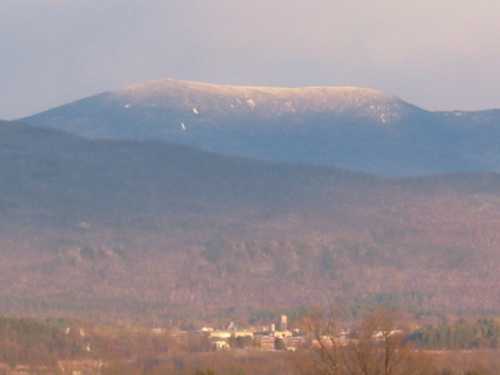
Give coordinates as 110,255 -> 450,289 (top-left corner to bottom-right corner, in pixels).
2,119 -> 500,321
22,79 -> 500,176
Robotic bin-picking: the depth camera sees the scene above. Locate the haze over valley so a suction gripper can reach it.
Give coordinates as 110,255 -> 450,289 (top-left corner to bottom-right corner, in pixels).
1,115 -> 500,322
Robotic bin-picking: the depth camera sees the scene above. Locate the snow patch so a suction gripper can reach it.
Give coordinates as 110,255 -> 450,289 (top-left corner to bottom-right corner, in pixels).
284,101 -> 296,113
192,107 -> 200,115
124,104 -> 131,109
180,122 -> 187,131
246,98 -> 256,110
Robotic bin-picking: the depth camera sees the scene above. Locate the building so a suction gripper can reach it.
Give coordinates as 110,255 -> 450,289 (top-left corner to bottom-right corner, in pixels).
285,336 -> 306,351
274,330 -> 293,339
372,329 -> 403,341
213,341 -> 230,351
57,360 -> 104,375
209,330 -> 232,340
257,335 -> 276,351
234,330 -> 254,338
279,315 -> 288,331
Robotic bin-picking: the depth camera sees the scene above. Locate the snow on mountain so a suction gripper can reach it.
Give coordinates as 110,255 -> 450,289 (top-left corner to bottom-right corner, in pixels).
112,79 -> 412,124
21,79 -> 500,176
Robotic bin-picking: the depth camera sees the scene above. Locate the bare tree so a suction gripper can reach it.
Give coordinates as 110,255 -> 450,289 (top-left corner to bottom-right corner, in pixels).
343,309 -> 407,375
299,308 -> 434,375
299,307 -> 343,375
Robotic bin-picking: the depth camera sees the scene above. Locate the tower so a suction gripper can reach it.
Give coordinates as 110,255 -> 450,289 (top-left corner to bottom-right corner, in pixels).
279,315 -> 288,331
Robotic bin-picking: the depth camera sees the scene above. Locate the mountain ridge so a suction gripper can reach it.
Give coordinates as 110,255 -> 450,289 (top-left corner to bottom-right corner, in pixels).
21,79 -> 500,176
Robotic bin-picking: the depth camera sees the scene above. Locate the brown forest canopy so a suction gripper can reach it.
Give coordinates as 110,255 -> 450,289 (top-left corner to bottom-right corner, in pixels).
1,120 -> 500,321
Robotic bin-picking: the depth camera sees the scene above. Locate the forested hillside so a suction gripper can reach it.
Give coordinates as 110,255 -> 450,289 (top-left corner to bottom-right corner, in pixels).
1,120 -> 500,321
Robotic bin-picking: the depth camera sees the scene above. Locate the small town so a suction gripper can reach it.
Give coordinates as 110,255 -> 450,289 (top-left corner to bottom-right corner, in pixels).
171,314 -> 356,353
197,314 -> 307,352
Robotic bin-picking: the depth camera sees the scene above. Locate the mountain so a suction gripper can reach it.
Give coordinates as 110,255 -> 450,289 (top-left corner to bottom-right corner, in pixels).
2,119 -> 500,321
22,79 -> 500,176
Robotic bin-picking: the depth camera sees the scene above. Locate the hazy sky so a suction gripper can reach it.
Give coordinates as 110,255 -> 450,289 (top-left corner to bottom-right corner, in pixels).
2,0 -> 500,119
